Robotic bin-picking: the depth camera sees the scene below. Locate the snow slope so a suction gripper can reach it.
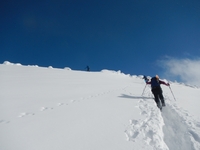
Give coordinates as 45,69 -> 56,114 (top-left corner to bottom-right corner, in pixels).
0,62 -> 200,150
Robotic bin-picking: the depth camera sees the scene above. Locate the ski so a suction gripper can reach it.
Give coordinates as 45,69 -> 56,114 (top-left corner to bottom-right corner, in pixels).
160,106 -> 162,112
157,102 -> 162,112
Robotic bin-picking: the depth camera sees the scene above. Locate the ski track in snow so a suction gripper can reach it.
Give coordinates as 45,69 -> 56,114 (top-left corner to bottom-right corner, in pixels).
162,102 -> 200,150
125,89 -> 200,150
0,87 -> 127,124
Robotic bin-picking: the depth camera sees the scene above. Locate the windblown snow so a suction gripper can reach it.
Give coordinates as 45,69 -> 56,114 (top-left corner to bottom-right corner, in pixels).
1,61 -> 200,150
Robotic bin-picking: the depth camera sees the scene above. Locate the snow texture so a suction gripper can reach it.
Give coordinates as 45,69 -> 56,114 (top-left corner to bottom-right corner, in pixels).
0,61 -> 200,150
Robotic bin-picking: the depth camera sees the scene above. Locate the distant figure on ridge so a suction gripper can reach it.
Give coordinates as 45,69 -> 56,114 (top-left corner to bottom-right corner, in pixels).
85,66 -> 90,71
144,75 -> 169,109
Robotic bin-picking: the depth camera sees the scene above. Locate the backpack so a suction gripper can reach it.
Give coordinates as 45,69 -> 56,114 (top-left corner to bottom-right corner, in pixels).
151,77 -> 160,88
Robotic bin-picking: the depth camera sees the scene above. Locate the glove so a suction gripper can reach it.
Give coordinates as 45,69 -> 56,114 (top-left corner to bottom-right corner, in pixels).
166,83 -> 170,86
143,75 -> 147,79
143,75 -> 149,83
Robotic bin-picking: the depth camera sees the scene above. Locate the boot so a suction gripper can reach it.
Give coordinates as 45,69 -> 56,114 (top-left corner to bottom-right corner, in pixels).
160,99 -> 165,107
157,102 -> 161,108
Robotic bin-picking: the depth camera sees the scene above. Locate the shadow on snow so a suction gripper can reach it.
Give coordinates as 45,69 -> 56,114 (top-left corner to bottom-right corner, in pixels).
118,94 -> 153,100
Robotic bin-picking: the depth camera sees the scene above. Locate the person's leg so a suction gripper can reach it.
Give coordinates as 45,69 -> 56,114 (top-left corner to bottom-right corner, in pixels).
158,92 -> 165,106
152,89 -> 161,108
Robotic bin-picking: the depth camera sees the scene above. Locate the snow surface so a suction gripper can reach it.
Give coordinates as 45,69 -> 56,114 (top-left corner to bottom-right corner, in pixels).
1,61 -> 200,150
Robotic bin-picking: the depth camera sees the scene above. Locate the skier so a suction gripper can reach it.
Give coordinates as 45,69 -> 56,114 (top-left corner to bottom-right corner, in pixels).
144,75 -> 169,109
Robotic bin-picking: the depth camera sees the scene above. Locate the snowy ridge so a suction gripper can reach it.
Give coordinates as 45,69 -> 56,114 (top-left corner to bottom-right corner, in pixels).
3,61 -> 22,66
1,61 -> 200,150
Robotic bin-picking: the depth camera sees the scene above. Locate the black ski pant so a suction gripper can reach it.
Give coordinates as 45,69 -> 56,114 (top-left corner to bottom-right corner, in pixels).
151,87 -> 165,106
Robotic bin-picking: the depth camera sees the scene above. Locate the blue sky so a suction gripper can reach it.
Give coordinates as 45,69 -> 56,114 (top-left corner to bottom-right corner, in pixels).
1,0 -> 200,83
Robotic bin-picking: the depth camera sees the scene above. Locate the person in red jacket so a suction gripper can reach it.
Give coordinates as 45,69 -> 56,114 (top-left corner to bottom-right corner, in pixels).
145,75 -> 169,109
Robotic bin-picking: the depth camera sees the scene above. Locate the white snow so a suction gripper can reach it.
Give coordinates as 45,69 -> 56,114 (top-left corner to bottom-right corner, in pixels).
1,61 -> 200,150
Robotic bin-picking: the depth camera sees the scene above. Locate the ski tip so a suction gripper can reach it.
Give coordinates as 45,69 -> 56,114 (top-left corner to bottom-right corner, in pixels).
159,106 -> 162,112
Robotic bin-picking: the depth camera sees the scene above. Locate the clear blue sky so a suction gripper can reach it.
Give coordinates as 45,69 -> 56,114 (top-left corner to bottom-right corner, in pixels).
1,0 -> 200,78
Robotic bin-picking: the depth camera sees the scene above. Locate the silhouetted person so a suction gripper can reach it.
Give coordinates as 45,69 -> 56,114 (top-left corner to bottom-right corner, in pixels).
85,66 -> 90,71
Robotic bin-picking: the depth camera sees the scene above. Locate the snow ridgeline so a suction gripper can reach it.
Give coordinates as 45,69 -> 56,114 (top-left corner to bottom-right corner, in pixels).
2,61 -> 129,74
1,61 -> 200,150
3,61 -> 71,70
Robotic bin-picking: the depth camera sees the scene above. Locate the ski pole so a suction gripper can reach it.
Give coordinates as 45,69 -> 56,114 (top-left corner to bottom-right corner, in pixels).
141,84 -> 147,96
169,85 -> 176,101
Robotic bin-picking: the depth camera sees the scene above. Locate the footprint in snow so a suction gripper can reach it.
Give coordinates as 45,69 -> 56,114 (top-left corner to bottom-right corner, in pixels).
141,110 -> 148,115
57,103 -> 65,106
70,100 -> 76,103
40,107 -> 53,111
18,112 -> 35,118
129,119 -> 138,125
0,120 -> 10,124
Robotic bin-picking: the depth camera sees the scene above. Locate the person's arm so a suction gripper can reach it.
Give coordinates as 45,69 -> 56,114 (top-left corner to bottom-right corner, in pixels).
159,80 -> 170,86
146,81 -> 151,84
